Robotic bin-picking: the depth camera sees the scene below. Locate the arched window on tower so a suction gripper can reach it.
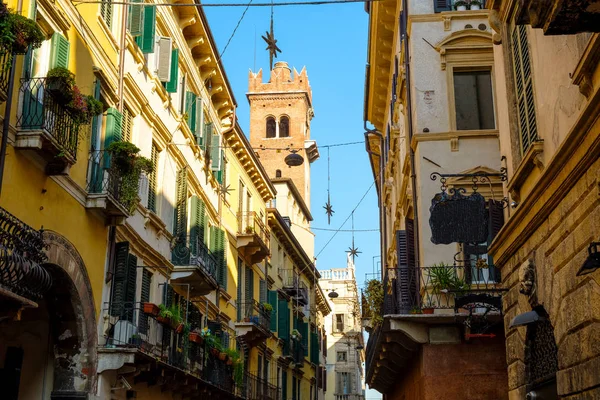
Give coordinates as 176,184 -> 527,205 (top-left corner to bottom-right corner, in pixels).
279,116 -> 290,137
266,117 -> 276,138
276,169 -> 282,178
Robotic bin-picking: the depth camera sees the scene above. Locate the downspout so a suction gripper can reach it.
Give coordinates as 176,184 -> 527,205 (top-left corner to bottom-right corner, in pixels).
401,0 -> 421,271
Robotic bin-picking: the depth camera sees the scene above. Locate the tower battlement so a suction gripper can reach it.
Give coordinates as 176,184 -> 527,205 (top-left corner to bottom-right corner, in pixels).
248,61 -> 312,102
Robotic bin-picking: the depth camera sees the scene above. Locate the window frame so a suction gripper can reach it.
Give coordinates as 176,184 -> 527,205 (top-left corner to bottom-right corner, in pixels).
447,63 -> 497,132
266,115 -> 277,138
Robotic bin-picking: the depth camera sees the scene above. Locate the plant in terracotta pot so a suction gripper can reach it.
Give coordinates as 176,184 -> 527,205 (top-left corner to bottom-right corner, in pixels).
157,304 -> 172,325
225,348 -> 239,366
0,5 -> 44,54
262,302 -> 273,313
46,67 -> 76,102
143,302 -> 160,316
189,328 -> 204,344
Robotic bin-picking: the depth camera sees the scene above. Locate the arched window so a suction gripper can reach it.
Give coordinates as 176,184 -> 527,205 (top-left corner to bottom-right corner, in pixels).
266,117 -> 276,138
276,169 -> 282,178
279,116 -> 290,137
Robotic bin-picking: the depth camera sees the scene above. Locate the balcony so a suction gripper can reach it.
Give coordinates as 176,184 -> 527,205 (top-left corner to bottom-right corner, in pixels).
0,47 -> 11,102
235,300 -> 271,346
366,262 -> 505,392
335,395 -> 365,400
279,268 -> 309,306
244,372 -> 280,400
99,302 -> 241,399
290,337 -> 306,367
236,212 -> 270,264
170,235 -> 219,297
85,150 -> 130,224
15,78 -> 81,175
0,206 -> 52,313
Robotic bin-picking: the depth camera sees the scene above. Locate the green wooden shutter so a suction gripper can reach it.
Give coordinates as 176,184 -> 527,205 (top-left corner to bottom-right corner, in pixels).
185,91 -> 196,133
128,0 -> 144,37
147,144 -> 158,212
210,133 -> 221,171
268,290 -> 278,332
278,299 -> 290,341
49,32 -> 70,70
110,242 -> 130,317
91,80 -> 102,150
259,279 -> 267,303
125,253 -> 138,314
301,320 -> 308,356
135,4 -> 156,53
310,332 -> 318,364
138,269 -> 151,334
173,168 -> 188,238
245,266 -> 254,304
195,97 -> 203,145
282,370 -> 288,400
164,49 -> 179,93
217,228 -> 227,288
202,122 -> 212,152
104,107 -> 123,168
189,195 -> 206,256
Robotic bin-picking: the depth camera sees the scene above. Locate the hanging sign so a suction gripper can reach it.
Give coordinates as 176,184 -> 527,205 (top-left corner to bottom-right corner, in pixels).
429,189 -> 488,244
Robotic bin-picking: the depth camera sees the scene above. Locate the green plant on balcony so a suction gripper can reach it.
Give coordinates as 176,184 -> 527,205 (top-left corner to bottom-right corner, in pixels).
363,279 -> 384,326
429,263 -> 469,296
291,328 -> 301,340
46,67 -> 76,101
262,302 -> 273,313
245,225 -> 254,234
233,356 -> 244,387
106,141 -> 153,213
0,3 -> 44,54
67,85 -> 104,125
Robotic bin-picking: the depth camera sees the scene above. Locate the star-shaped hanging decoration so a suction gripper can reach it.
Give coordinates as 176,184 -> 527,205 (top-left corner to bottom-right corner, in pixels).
323,201 -> 334,225
346,246 -> 362,263
218,184 -> 234,198
261,19 -> 281,70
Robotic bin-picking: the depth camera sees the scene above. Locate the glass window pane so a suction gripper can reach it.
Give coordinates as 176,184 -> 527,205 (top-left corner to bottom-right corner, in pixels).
454,71 -> 495,130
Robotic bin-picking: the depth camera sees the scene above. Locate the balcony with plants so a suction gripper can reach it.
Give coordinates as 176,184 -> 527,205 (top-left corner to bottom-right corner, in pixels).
101,301 -> 244,399
234,299 -> 272,346
236,211 -> 270,264
170,232 -> 219,296
16,68 -> 103,174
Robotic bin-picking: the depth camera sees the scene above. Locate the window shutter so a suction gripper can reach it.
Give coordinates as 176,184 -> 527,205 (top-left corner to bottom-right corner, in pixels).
49,32 -> 70,70
195,97 -> 204,145
268,290 -> 278,331
156,37 -> 172,82
202,122 -> 212,152
395,224 -> 417,314
128,0 -> 144,37
122,107 -> 133,142
104,107 -> 123,169
259,279 -> 267,303
217,228 -> 227,288
125,253 -> 138,313
278,298 -> 290,353
91,80 -> 102,150
434,0 -> 450,12
135,5 -> 156,53
184,91 -> 196,132
165,49 -> 179,93
189,195 -> 206,257
100,0 -> 112,28
511,25 -> 537,155
188,302 -> 202,330
138,269 -> 151,334
310,331 -> 318,364
488,200 -> 505,282
147,144 -> 158,212
301,320 -> 308,356
245,266 -> 254,303
110,242 -> 130,317
210,133 -> 221,171
282,370 -> 288,400
173,168 -> 188,238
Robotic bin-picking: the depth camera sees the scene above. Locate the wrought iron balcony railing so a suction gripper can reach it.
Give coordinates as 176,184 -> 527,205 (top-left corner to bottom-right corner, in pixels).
279,268 -> 298,288
86,150 -> 128,210
383,262 -> 503,315
365,324 -> 381,378
0,47 -> 12,102
17,77 -> 80,160
244,372 -> 280,400
237,211 -> 270,248
0,206 -> 51,301
237,299 -> 271,332
171,234 -> 218,279
335,395 -> 366,400
291,337 -> 306,365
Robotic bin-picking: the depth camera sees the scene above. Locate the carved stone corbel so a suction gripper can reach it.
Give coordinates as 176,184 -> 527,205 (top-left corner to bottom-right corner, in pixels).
518,258 -> 537,307
489,10 -> 503,45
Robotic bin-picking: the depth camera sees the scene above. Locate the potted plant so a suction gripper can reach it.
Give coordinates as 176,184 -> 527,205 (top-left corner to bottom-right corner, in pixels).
422,304 -> 435,314
262,302 -> 273,313
245,225 -> 254,234
189,328 -> 204,344
46,67 -> 76,102
0,5 -> 45,54
291,329 -> 301,340
157,304 -> 173,325
233,358 -> 244,387
454,0 -> 468,10
211,339 -> 222,357
225,348 -> 239,366
429,263 -> 456,293
469,0 -> 482,10
410,306 -> 423,315
143,302 -> 160,316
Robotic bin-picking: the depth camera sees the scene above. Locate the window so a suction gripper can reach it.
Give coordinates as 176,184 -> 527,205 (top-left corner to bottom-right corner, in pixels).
147,143 -> 159,212
453,70 -> 495,130
279,116 -> 290,137
336,372 -> 351,394
336,351 -> 347,362
511,24 -> 538,155
100,0 -> 112,28
266,117 -> 276,138
276,169 -> 282,178
334,314 -> 344,333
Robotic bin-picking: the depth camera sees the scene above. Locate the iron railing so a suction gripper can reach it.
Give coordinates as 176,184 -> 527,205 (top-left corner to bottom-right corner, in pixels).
291,337 -> 306,365
17,77 -> 80,160
86,150 -> 128,211
365,324 -> 381,379
171,234 -> 218,279
0,47 -> 12,100
384,262 -> 502,315
103,302 -> 239,395
335,395 -> 365,400
245,372 -> 279,400
237,299 -> 271,333
0,206 -> 51,300
237,211 -> 269,248
279,268 -> 298,288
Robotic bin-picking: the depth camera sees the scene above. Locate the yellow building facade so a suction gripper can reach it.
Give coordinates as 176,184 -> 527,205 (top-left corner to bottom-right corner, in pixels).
0,1 -> 328,399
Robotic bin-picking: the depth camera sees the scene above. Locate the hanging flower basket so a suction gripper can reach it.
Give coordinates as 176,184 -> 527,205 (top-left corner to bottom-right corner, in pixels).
46,67 -> 76,103
189,332 -> 204,345
156,315 -> 171,325
143,302 -> 160,317
218,352 -> 227,361
422,307 -> 435,314
0,10 -> 45,55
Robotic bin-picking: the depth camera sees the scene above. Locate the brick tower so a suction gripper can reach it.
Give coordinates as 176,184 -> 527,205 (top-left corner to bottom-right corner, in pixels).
248,61 -> 319,207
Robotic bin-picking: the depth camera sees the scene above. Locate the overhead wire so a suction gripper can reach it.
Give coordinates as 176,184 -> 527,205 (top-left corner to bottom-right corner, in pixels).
315,181 -> 375,259
217,0 -> 254,61
74,0 -> 382,7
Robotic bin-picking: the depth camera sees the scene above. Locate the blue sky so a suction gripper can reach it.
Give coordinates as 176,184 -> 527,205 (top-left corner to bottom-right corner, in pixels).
205,4 -> 381,397
204,2 -> 381,285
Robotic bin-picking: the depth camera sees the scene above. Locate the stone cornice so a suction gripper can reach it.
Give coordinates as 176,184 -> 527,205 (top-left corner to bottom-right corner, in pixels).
410,129 -> 499,150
